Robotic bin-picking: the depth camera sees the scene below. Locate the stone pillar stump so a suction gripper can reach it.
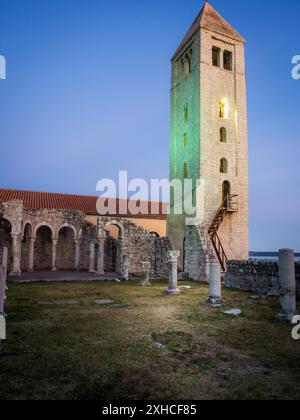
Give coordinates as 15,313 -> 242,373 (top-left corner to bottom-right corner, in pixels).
165,251 -> 181,296
139,262 -> 151,286
277,249 -> 297,322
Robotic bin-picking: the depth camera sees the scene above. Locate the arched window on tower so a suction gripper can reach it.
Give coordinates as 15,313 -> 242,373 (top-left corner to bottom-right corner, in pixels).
220,127 -> 227,143
220,158 -> 228,174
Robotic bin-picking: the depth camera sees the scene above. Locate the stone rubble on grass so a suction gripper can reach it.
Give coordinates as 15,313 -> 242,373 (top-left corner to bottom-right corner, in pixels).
223,309 -> 242,317
179,286 -> 192,290
143,333 -> 166,350
95,299 -> 115,305
38,300 -> 79,305
153,342 -> 166,350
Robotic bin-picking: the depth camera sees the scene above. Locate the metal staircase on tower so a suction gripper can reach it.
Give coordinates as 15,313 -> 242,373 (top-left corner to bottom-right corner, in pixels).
208,194 -> 239,271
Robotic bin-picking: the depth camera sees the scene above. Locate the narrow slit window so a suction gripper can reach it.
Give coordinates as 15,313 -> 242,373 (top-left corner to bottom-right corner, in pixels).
183,163 -> 188,178
181,59 -> 185,79
220,158 -> 228,174
220,127 -> 227,142
183,104 -> 189,122
182,133 -> 187,147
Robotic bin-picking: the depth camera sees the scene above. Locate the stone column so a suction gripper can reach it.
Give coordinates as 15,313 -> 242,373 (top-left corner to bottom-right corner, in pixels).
121,255 -> 129,281
96,239 -> 105,275
0,266 -> 6,314
75,240 -> 81,271
89,242 -> 96,273
277,249 -> 297,322
2,247 -> 8,283
139,262 -> 151,286
10,234 -> 21,276
51,240 -> 58,272
207,263 -> 223,307
165,251 -> 181,296
28,238 -> 35,272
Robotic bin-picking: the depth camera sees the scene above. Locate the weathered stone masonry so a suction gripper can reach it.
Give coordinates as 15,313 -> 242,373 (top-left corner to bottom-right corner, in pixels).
0,200 -> 170,278
225,260 -> 300,300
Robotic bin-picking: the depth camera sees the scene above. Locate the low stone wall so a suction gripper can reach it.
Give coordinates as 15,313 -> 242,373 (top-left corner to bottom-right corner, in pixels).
225,260 -> 300,300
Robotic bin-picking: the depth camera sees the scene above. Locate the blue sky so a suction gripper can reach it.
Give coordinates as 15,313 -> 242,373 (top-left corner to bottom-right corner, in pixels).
0,0 -> 299,251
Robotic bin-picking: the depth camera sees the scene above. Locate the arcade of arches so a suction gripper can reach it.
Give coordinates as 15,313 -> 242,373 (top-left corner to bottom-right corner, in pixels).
0,200 -> 170,277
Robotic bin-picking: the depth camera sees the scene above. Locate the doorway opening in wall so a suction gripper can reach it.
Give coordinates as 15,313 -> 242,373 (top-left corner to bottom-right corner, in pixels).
34,226 -> 53,271
57,226 -> 76,271
0,217 -> 12,272
222,181 -> 231,206
104,223 -> 123,273
21,223 -> 32,271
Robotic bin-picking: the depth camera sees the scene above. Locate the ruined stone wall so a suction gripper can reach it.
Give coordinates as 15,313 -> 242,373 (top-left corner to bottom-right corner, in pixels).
154,237 -> 171,277
102,218 -> 170,276
184,225 -> 216,282
225,260 -> 300,300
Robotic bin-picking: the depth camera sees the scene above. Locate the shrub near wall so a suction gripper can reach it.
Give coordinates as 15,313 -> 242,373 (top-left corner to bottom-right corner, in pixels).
225,260 -> 300,300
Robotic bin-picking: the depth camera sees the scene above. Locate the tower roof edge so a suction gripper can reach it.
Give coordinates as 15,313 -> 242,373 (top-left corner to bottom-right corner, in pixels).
172,1 -> 245,60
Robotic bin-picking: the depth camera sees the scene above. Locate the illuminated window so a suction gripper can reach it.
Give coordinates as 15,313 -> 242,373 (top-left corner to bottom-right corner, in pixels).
183,163 -> 188,178
212,47 -> 221,67
182,133 -> 187,147
219,98 -> 229,119
183,104 -> 189,122
220,127 -> 227,142
223,51 -> 233,71
220,158 -> 228,174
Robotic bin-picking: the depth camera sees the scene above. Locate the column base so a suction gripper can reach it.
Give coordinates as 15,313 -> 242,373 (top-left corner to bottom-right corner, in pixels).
10,270 -> 22,276
165,288 -> 181,296
276,311 -> 297,323
51,268 -> 57,272
206,297 -> 223,308
139,280 -> 152,287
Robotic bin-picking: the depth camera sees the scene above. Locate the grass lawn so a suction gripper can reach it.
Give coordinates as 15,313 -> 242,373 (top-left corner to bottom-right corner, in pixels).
0,280 -> 299,400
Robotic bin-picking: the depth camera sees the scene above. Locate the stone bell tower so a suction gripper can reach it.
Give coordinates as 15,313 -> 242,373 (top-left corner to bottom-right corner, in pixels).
167,1 -> 249,280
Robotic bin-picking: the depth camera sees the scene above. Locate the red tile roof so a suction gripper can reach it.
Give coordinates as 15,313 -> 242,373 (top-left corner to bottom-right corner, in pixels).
0,189 -> 168,220
173,1 -> 245,58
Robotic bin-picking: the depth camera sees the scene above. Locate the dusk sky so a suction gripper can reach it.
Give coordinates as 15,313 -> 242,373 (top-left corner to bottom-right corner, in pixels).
0,0 -> 299,251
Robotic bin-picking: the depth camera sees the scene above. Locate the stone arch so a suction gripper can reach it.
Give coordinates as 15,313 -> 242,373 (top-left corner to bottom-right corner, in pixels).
21,220 -> 33,240
34,223 -> 55,240
0,217 -> 12,272
104,221 -> 124,273
57,223 -> 77,241
34,225 -> 53,270
56,226 -> 76,270
150,231 -> 160,238
104,220 -> 124,238
21,223 -> 32,271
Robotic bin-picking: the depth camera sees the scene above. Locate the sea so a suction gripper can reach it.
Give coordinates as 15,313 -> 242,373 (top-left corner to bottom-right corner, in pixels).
249,252 -> 300,262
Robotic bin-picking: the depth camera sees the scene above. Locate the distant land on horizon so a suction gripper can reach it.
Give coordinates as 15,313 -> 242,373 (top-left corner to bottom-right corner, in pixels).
250,252 -> 300,257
